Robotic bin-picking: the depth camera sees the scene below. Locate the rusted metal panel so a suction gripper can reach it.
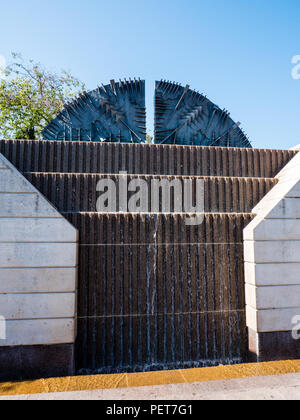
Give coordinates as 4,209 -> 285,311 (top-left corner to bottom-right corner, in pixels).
64,213 -> 253,373
25,172 -> 277,214
0,140 -> 296,177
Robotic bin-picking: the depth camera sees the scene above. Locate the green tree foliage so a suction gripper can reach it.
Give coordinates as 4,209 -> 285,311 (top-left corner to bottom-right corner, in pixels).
0,53 -> 85,139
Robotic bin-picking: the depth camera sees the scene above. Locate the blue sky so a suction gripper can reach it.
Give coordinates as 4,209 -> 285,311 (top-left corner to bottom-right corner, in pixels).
1,0 -> 300,149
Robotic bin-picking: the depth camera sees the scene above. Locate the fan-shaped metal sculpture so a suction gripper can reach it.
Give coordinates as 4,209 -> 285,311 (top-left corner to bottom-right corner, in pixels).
42,78 -> 251,148
42,79 -> 146,143
154,80 -> 251,147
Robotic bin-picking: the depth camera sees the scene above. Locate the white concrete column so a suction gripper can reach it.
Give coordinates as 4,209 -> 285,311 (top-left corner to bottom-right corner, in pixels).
0,153 -> 78,349
244,150 -> 300,361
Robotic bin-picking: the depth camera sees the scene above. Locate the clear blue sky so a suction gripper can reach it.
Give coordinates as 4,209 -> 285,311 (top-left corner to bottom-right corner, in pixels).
1,0 -> 300,149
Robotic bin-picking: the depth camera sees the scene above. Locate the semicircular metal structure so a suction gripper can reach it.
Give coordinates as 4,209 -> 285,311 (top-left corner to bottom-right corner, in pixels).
42,78 -> 251,148
42,79 -> 146,143
154,80 -> 251,148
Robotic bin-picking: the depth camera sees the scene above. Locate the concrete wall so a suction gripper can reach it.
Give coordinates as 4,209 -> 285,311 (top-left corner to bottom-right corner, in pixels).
0,153 -> 78,380
244,150 -> 300,361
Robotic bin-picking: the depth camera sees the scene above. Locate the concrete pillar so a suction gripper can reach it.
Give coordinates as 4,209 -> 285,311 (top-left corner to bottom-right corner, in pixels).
0,153 -> 78,380
244,151 -> 300,362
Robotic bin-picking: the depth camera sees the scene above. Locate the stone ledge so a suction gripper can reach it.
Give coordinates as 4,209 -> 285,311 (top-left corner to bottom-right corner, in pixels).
245,262 -> 300,286
246,284 -> 300,309
246,305 -> 300,333
244,240 -> 300,264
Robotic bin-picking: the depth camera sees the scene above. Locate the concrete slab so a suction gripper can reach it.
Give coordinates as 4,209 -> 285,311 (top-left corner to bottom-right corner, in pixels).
245,219 -> 300,241
0,243 -> 77,268
0,218 -> 77,243
246,305 -> 300,332
246,284 -> 300,309
245,262 -> 300,286
244,240 -> 300,263
0,193 -> 60,218
1,319 -> 75,346
0,267 -> 76,293
0,293 -> 75,320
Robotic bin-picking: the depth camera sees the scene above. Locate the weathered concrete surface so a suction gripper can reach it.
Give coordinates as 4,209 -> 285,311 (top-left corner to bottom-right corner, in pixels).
245,240 -> 300,263
2,319 -> 75,347
246,306 -> 300,332
0,193 -> 60,217
0,218 -> 77,242
246,284 -> 300,309
245,262 -> 300,286
0,243 -> 77,268
0,293 -> 75,320
0,267 -> 76,293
